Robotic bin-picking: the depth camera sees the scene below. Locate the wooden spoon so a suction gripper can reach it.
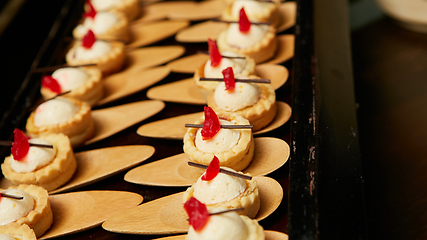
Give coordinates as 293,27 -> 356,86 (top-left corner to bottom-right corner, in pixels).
125,45 -> 185,70
146,64 -> 289,104
39,191 -> 143,239
102,176 -> 283,235
0,145 -> 155,194
124,137 -> 289,187
86,100 -> 165,145
152,230 -> 289,240
136,101 -> 291,139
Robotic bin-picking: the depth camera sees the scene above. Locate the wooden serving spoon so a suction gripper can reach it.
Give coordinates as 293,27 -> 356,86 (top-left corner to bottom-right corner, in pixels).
136,101 -> 291,139
124,137 -> 289,187
102,176 -> 283,235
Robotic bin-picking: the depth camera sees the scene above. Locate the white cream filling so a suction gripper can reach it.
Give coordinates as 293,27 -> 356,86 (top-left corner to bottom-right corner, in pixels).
0,189 -> 34,226
226,23 -> 268,49
52,67 -> 88,92
75,12 -> 118,35
186,212 -> 249,240
231,0 -> 271,19
203,51 -> 247,78
72,40 -> 112,61
10,138 -> 57,173
0,234 -> 16,240
34,97 -> 79,127
192,167 -> 247,205
195,119 -> 240,153
90,0 -> 121,11
214,81 -> 260,111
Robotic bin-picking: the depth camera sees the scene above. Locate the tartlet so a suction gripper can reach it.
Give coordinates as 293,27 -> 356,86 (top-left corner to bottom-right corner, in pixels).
222,0 -> 281,27
40,67 -> 103,106
183,112 -> 254,171
1,133 -> 77,191
26,97 -> 94,148
0,184 -> 53,238
88,0 -> 140,21
0,223 -> 37,240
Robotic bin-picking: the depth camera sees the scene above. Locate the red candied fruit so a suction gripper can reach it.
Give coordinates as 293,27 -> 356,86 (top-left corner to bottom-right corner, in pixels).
239,7 -> 251,33
184,197 -> 210,231
41,75 -> 62,94
82,30 -> 96,49
222,67 -> 235,91
201,156 -> 220,181
11,128 -> 30,161
201,106 -> 221,140
208,38 -> 222,67
84,0 -> 97,19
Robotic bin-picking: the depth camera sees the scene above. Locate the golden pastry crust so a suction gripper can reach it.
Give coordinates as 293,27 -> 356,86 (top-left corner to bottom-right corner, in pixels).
217,25 -> 277,64
207,81 -> 276,132
65,41 -> 125,76
0,223 -> 37,240
26,98 -> 94,148
72,11 -> 130,43
183,112 -> 254,171
2,133 -> 76,192
183,174 -> 260,218
4,185 -> 53,238
88,0 -> 140,21
222,0 -> 281,27
240,215 -> 265,240
40,67 -> 103,107
193,55 -> 256,97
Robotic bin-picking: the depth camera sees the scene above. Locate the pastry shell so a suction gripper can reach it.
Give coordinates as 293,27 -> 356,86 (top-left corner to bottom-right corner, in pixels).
65,40 -> 125,76
240,215 -> 265,240
183,173 -> 260,218
183,112 -> 254,171
26,98 -> 94,148
0,223 -> 37,240
207,81 -> 276,132
72,11 -> 130,43
88,0 -> 140,21
2,133 -> 77,191
222,0 -> 281,27
217,24 -> 277,64
193,55 -> 256,98
40,67 -> 103,107
2,184 -> 53,238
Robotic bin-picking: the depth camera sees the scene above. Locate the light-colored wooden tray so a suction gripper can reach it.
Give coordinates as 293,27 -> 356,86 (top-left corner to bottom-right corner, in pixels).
124,137 -> 289,186
39,191 -> 143,239
0,145 -> 155,193
136,101 -> 291,139
86,100 -> 165,145
102,176 -> 283,235
154,230 -> 288,240
127,20 -> 190,49
175,2 -> 296,42
146,64 -> 289,104
136,0 -> 226,23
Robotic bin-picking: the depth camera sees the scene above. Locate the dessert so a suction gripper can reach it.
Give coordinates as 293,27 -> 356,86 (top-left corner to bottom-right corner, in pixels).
0,223 -> 37,240
222,0 -> 281,27
88,0 -> 140,21
25,97 -> 94,148
207,67 -> 276,132
66,30 -> 125,75
183,106 -> 254,171
217,8 -> 277,63
2,129 -> 77,191
194,39 -> 255,97
40,67 -> 103,106
73,1 -> 130,42
0,184 -> 53,238
184,197 -> 264,240
183,156 -> 260,218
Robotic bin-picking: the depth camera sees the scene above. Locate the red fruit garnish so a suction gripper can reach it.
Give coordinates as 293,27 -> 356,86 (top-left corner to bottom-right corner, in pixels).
222,67 -> 235,90
41,75 -> 62,94
83,0 -> 97,19
11,129 -> 30,161
201,106 -> 221,140
201,156 -> 220,181
82,30 -> 96,49
239,7 -> 251,33
184,197 -> 210,231
208,39 -> 222,67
